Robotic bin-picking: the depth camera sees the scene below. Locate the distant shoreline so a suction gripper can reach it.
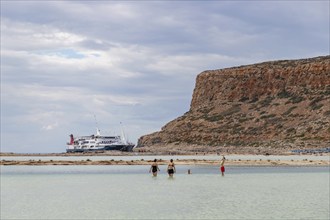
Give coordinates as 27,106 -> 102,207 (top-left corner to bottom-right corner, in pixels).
1,151 -> 329,157
2,146 -> 329,157
0,152 -> 140,157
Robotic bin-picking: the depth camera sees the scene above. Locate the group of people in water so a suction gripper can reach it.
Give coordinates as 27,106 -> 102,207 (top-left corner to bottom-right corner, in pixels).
149,159 -> 176,177
149,156 -> 226,177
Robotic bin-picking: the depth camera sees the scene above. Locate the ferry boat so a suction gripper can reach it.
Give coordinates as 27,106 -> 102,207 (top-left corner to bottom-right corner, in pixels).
66,127 -> 135,152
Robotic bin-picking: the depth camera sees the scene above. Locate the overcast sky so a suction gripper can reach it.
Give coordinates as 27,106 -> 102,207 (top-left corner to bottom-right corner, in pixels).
1,1 -> 329,153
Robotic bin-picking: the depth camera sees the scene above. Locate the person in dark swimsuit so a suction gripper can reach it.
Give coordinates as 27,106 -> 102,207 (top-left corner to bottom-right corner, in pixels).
167,159 -> 176,177
149,159 -> 160,177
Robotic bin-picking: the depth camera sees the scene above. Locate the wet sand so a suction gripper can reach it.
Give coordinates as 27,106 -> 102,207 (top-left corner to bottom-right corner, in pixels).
1,157 -> 329,166
1,151 -> 329,166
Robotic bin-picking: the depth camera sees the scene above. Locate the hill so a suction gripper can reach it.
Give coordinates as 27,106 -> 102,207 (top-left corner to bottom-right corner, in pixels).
137,56 -> 330,154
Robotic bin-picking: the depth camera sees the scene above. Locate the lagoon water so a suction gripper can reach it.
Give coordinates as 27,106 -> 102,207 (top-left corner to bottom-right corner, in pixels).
1,165 -> 329,220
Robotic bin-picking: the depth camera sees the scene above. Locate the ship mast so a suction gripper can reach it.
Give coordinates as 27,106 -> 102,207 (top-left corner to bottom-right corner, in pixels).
120,122 -> 127,144
94,114 -> 101,136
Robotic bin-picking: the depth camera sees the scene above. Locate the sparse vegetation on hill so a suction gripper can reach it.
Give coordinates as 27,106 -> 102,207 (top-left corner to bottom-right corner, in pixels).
138,56 -> 330,154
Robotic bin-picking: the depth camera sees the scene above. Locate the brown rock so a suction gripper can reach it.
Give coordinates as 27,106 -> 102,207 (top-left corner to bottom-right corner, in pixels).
138,56 -> 330,154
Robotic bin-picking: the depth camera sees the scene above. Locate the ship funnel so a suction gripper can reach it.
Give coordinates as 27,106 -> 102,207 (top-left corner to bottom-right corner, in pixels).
69,134 -> 74,145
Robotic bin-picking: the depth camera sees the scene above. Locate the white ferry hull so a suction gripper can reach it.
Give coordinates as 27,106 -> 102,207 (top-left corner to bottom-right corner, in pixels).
66,144 -> 135,153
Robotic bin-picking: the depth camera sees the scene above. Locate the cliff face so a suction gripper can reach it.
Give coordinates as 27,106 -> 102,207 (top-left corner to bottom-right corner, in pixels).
138,56 -> 330,154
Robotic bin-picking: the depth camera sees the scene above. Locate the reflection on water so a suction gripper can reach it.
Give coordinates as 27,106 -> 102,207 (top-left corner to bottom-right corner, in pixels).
1,166 -> 329,220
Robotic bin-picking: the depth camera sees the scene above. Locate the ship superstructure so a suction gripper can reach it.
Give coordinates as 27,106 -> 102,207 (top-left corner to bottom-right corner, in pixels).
67,127 -> 134,152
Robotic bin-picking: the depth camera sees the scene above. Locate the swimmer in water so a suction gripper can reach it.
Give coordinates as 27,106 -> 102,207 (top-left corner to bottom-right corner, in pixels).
149,159 -> 160,177
167,159 -> 176,177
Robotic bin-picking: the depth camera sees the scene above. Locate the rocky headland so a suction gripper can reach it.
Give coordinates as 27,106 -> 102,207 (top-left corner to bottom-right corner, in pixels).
137,56 -> 330,154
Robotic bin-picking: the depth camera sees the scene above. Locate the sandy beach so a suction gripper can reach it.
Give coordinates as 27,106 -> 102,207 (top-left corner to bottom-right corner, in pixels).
1,153 -> 329,166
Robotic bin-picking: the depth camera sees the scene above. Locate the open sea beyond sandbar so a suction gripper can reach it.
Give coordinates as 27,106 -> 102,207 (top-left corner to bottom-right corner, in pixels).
1,163 -> 329,220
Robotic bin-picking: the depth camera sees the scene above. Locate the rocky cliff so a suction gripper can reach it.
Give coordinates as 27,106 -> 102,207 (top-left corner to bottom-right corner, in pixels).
138,56 -> 330,154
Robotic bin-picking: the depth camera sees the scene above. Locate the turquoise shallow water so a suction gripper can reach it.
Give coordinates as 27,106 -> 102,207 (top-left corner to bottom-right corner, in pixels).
1,165 -> 329,220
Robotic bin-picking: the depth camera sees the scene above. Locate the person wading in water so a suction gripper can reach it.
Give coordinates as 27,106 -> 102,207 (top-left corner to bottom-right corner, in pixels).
149,159 -> 160,177
167,159 -> 176,178
220,156 -> 226,176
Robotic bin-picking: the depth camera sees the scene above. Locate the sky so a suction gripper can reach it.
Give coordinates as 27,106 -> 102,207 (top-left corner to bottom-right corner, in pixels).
1,1 -> 329,153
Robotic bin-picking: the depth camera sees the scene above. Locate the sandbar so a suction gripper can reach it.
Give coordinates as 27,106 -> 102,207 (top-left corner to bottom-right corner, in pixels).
1,157 -> 329,166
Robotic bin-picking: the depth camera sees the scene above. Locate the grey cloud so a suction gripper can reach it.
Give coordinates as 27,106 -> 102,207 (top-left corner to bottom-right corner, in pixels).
1,1 -> 329,153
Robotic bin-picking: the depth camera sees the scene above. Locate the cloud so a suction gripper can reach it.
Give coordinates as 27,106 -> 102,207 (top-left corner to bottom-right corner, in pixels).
42,122 -> 59,131
1,1 -> 329,153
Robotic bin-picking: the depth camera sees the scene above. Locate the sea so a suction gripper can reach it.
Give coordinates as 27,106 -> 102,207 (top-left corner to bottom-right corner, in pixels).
1,155 -> 329,220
